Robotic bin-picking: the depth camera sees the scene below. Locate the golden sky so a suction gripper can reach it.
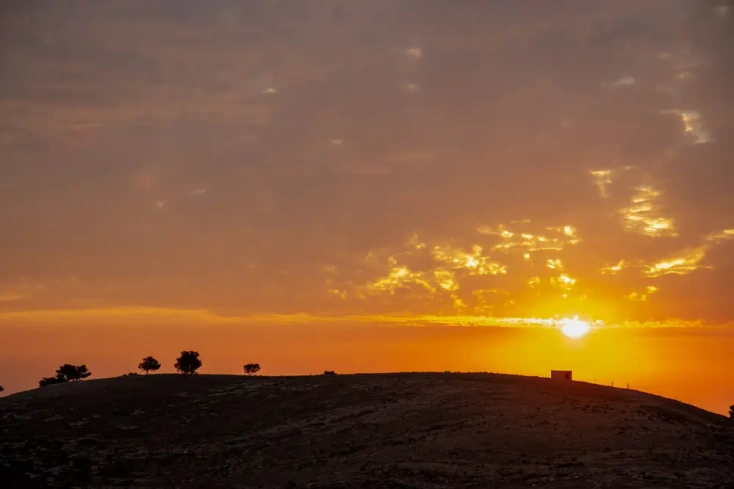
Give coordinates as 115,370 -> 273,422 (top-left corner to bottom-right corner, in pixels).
0,1 -> 733,412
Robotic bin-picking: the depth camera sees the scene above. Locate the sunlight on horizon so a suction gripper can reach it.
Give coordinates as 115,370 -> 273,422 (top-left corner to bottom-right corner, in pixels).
560,316 -> 592,338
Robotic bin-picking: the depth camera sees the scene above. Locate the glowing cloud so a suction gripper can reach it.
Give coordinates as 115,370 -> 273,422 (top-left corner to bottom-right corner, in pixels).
628,285 -> 658,301
620,186 -> 677,237
551,274 -> 577,296
590,170 -> 613,198
644,247 -> 708,277
601,260 -> 628,275
366,263 -> 435,295
434,270 -> 458,291
661,109 -> 713,144
706,229 -> 734,243
408,234 -> 427,250
431,244 -> 506,276
478,222 -> 580,256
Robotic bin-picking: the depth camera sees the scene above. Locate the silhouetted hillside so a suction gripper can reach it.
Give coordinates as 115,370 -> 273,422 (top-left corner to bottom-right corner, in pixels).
1,373 -> 733,488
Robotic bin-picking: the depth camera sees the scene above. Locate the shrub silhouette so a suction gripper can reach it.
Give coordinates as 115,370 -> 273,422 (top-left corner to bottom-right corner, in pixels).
39,375 -> 66,387
243,363 -> 261,375
730,404 -> 733,419
138,356 -> 162,375
56,364 -> 92,381
0,385 -> 4,393
174,351 -> 201,375
323,370 -> 336,375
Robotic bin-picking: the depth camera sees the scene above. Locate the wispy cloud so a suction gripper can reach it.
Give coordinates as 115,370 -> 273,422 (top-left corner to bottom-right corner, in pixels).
620,186 -> 677,237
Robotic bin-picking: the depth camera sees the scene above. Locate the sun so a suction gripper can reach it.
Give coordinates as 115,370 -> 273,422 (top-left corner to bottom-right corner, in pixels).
560,316 -> 591,338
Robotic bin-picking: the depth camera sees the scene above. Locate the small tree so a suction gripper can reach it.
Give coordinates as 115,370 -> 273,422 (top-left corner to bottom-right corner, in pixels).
323,370 -> 336,375
0,385 -> 4,393
138,356 -> 162,376
174,351 -> 201,375
729,404 -> 733,419
56,364 -> 91,381
243,363 -> 261,375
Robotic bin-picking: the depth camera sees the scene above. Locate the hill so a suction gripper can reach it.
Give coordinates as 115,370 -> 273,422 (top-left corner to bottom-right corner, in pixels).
1,373 -> 733,488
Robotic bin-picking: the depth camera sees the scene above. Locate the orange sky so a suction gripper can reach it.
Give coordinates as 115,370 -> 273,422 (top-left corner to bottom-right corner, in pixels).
0,1 -> 733,414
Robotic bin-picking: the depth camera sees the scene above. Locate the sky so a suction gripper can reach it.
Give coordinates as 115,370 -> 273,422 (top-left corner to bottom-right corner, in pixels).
1,1 -> 733,413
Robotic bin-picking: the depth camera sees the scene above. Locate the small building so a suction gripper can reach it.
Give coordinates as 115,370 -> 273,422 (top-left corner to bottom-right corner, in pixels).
551,370 -> 572,381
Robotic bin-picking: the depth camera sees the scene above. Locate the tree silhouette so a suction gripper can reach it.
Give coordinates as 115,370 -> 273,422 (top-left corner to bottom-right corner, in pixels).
56,364 -> 92,381
730,404 -> 733,419
323,370 -> 336,375
38,364 -> 92,388
174,351 -> 201,375
243,363 -> 261,375
0,385 -> 4,393
138,356 -> 162,376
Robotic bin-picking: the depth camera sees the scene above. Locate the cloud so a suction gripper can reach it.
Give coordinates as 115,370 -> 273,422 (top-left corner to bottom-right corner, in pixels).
431,244 -> 506,276
1,305 -> 724,330
628,285 -> 658,302
644,247 -> 709,277
0,280 -> 46,302
477,222 -> 580,258
619,186 -> 677,237
661,109 -> 713,144
600,260 -> 629,275
1,0 -> 733,327
601,75 -> 636,88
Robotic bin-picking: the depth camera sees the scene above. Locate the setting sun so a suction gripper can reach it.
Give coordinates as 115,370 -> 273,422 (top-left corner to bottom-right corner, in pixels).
560,317 -> 591,338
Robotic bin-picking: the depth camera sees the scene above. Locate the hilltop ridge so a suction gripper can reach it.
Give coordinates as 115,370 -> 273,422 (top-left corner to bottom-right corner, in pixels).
2,373 -> 733,488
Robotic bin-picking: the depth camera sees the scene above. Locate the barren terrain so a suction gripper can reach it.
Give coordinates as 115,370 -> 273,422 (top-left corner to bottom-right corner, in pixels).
1,373 -> 733,488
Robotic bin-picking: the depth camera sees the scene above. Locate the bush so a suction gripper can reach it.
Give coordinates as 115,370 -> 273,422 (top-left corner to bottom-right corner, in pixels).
138,356 -> 162,375
0,385 -> 4,393
729,404 -> 733,419
243,363 -> 261,375
39,376 -> 66,387
323,370 -> 336,375
174,351 -> 201,375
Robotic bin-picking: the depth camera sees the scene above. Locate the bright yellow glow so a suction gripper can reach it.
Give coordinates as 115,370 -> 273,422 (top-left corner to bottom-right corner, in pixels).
560,316 -> 591,338
434,270 -> 458,291
552,273 -> 576,291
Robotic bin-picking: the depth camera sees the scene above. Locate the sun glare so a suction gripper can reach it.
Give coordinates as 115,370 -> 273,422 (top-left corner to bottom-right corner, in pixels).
560,316 -> 591,338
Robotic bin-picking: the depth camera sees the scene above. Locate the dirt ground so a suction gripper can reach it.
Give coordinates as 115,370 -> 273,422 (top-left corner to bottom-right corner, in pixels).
1,372 -> 733,488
